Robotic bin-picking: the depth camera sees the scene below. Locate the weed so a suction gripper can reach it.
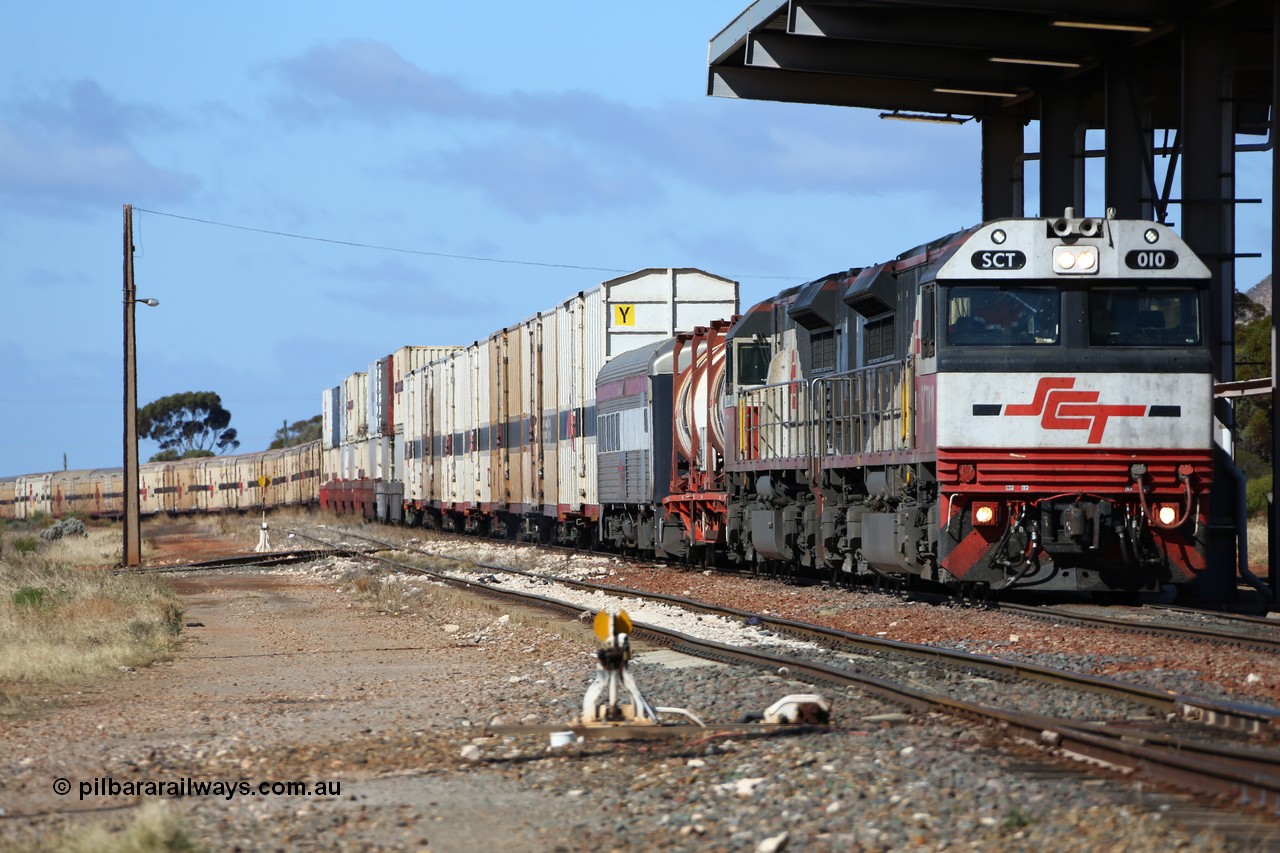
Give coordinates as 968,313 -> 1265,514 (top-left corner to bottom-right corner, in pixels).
10,535 -> 39,555
127,620 -> 157,642
22,801 -> 205,853
1002,806 -> 1031,829
12,586 -> 50,609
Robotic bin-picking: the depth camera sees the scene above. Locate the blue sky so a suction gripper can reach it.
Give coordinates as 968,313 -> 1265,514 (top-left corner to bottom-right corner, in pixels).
0,3 -> 1271,477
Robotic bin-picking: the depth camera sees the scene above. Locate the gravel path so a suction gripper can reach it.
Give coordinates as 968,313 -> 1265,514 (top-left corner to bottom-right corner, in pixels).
1,552 -> 1271,851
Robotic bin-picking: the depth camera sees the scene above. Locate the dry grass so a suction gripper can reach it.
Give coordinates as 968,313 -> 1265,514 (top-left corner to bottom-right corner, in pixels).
1247,515 -> 1272,572
2,802 -> 204,853
0,526 -> 183,715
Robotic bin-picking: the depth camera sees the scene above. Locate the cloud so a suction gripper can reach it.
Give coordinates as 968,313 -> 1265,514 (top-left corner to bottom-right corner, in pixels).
270,40 -> 980,217
0,80 -> 197,214
319,257 -> 493,317
271,40 -> 483,122
423,134 -> 659,219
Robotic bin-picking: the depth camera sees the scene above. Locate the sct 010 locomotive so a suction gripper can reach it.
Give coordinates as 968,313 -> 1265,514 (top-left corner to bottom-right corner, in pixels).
598,212 -> 1213,594
1,213 -> 1214,594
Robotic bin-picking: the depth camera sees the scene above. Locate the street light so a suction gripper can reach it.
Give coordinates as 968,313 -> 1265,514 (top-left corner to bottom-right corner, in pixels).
122,204 -> 158,567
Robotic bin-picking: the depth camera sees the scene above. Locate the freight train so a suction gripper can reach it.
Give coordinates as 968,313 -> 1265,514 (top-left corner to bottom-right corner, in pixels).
1,214 -> 1214,594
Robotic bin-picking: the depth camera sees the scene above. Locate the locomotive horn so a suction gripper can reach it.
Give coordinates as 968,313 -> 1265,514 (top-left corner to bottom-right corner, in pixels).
1079,218 -> 1101,237
1052,217 -> 1073,237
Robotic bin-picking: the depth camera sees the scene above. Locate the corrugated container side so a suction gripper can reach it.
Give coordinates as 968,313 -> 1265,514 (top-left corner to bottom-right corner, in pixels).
391,346 -> 463,436
322,447 -> 341,485
336,385 -> 349,445
541,313 -> 560,512
473,343 -> 493,507
432,356 -> 452,506
16,473 -> 52,518
367,358 -> 384,440
516,319 -> 538,511
392,433 -> 405,484
100,469 -> 125,517
342,373 -> 368,444
403,369 -> 425,504
0,477 -> 16,521
320,386 -> 336,450
556,292 -> 591,513
488,330 -> 520,512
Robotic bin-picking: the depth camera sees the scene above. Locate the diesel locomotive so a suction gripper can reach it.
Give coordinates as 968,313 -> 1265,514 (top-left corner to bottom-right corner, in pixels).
598,212 -> 1213,593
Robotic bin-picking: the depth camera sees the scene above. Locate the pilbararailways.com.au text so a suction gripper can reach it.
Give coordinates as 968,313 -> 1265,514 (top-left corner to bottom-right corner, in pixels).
55,777 -> 342,801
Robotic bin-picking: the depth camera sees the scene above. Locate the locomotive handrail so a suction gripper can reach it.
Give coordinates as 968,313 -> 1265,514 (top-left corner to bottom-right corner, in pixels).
809,360 -> 910,461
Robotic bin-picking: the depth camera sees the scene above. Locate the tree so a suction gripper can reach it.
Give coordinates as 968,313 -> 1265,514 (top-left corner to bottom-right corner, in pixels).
137,391 -> 240,457
148,448 -> 215,463
269,415 -> 323,449
1234,314 -> 1273,466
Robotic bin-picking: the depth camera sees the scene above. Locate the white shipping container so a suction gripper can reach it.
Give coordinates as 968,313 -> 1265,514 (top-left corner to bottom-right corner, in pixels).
341,373 -> 368,445
367,357 -> 388,440
552,268 -> 738,514
403,368 -> 427,505
431,343 -> 493,509
392,345 -> 462,436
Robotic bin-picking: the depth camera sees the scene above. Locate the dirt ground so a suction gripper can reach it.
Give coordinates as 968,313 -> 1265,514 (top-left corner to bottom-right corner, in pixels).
0,549 -> 609,852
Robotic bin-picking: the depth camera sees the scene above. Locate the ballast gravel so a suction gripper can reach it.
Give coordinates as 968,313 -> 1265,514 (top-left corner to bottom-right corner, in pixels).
1,555 -> 1261,852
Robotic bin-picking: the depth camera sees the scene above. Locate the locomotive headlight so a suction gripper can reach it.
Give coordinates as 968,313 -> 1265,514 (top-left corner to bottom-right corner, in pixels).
1053,245 -> 1101,275
991,228 -> 1007,245
1156,504 -> 1178,526
1144,228 -> 1160,244
973,503 -> 998,526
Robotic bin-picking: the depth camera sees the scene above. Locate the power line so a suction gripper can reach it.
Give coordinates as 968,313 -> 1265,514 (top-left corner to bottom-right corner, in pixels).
133,207 -> 798,281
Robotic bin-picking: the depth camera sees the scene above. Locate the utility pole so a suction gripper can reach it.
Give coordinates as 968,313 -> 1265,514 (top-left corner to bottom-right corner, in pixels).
123,204 -> 141,567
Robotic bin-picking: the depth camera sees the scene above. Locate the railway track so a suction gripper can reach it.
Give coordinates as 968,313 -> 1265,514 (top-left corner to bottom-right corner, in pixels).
999,600 -> 1280,655
280,525 -> 1280,816
116,548 -> 348,573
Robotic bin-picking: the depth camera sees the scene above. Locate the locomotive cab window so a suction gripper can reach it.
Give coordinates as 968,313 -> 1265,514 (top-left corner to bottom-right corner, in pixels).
946,286 -> 1059,346
1088,287 -> 1202,347
735,341 -> 770,387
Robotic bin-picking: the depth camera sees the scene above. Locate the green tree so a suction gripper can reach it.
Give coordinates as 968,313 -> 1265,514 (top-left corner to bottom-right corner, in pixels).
148,448 -> 216,463
1234,310 -> 1273,466
138,392 -> 240,457
269,415 -> 322,449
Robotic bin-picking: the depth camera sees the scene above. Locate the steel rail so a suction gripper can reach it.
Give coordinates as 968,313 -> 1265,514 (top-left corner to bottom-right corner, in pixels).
115,548 -> 346,573
306,527 -> 1280,734
1000,601 -> 1280,653
288,527 -> 1280,814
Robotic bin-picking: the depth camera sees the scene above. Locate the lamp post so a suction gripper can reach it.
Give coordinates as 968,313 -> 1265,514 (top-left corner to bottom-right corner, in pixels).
122,204 -> 159,567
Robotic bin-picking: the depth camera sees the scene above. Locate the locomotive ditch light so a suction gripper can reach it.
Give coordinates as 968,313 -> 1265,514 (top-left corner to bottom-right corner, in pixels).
1053,245 -> 1098,274
972,503 -> 999,526
1156,504 -> 1178,526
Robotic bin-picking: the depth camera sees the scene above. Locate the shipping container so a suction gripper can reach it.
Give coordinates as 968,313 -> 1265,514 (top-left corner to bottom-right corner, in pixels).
15,472 -> 54,519
0,476 -> 15,521
391,346 -> 461,436
341,373 -> 368,445
549,269 -> 738,528
321,386 -> 340,450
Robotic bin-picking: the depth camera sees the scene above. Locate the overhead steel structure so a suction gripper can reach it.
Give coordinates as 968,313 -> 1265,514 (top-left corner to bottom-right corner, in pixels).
709,0 -> 1278,599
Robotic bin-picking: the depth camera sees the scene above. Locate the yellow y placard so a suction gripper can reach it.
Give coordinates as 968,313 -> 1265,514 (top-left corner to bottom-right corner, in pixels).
613,304 -> 636,326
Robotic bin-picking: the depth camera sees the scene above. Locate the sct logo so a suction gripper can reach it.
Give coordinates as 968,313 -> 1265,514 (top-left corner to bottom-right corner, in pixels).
976,377 -> 1148,444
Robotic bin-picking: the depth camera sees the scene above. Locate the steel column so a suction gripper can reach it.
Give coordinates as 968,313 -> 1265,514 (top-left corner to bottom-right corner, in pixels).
1183,19 -> 1238,601
1105,59 -> 1153,220
981,116 -> 1023,221
1039,92 -> 1085,217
